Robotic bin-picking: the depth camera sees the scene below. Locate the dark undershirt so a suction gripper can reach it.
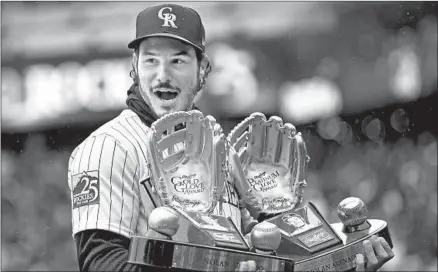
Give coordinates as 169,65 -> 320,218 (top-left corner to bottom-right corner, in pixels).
74,229 -> 168,272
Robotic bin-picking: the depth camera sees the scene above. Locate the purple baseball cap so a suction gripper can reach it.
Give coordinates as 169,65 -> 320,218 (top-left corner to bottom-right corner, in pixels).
128,4 -> 206,52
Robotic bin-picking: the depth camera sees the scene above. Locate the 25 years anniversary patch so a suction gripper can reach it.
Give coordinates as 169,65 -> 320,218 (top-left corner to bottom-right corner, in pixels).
72,170 -> 100,209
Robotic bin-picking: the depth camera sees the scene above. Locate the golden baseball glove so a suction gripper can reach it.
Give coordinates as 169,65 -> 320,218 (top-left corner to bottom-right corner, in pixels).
147,110 -> 227,214
227,112 -> 310,214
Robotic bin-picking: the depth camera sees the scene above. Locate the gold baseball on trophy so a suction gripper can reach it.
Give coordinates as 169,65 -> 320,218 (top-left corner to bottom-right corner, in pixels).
337,197 -> 368,227
250,221 -> 282,251
148,206 -> 180,237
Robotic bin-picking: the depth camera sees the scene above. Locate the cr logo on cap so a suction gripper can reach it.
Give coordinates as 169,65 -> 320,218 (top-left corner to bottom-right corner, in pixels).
158,7 -> 178,28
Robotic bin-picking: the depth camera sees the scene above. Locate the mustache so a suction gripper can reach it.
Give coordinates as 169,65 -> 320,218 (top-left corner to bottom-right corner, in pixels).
151,82 -> 180,92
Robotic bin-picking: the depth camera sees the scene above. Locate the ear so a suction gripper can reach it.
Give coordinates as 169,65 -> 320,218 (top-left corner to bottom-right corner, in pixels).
199,54 -> 211,78
131,51 -> 140,84
132,52 -> 139,74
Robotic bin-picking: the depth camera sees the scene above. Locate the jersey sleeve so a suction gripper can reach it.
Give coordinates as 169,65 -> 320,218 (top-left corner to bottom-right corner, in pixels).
68,134 -> 141,238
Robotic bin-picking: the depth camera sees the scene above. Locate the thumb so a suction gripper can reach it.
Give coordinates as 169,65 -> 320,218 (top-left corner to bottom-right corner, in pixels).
355,254 -> 366,271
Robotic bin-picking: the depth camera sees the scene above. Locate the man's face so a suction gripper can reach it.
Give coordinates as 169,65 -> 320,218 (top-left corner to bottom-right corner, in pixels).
137,37 -> 200,118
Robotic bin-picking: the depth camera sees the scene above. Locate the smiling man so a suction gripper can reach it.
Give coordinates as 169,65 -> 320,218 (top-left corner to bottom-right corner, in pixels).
131,31 -> 206,118
67,3 -> 394,272
127,4 -> 209,120
67,4 -> 250,271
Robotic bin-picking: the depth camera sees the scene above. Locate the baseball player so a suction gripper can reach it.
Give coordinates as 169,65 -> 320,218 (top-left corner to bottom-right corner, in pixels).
68,4 -> 254,271
68,3 -> 394,272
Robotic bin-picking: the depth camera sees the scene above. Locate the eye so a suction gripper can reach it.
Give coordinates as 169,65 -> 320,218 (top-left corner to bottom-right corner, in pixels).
172,59 -> 185,64
144,58 -> 157,64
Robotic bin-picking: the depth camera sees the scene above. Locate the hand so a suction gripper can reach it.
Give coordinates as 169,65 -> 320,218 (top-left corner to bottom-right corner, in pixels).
356,235 -> 395,272
235,260 -> 265,272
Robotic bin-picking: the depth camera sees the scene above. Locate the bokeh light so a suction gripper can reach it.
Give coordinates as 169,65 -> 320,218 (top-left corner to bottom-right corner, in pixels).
399,161 -> 421,188
381,189 -> 404,217
390,108 -> 410,133
316,116 -> 344,141
334,121 -> 353,146
362,117 -> 386,142
422,140 -> 437,166
389,46 -> 422,102
280,78 -> 342,125
353,178 -> 379,203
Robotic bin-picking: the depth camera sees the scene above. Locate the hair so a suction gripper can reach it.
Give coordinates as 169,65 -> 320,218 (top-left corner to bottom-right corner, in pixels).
129,46 -> 212,92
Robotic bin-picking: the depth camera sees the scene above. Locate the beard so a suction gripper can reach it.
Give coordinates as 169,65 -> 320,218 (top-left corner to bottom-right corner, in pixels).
138,77 -> 201,117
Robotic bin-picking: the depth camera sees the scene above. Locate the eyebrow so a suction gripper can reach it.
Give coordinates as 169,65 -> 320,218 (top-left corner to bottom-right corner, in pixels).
142,50 -> 191,57
174,50 -> 190,57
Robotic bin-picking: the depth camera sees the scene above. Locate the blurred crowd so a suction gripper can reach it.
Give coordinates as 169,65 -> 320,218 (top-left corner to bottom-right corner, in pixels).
2,135 -> 75,270
303,130 -> 437,271
2,118 -> 437,271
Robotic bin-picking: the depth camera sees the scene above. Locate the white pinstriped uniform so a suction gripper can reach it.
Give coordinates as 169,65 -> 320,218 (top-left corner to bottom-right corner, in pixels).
68,109 -> 255,238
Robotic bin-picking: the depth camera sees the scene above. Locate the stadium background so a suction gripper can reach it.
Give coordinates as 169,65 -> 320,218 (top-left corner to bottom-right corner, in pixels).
1,2 -> 437,271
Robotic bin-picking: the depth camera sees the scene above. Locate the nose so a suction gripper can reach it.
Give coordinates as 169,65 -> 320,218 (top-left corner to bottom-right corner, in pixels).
155,62 -> 171,83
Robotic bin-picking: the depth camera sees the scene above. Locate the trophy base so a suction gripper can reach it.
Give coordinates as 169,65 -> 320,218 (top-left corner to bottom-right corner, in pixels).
132,202 -> 392,272
172,208 -> 250,251
129,219 -> 392,272
291,219 -> 392,271
128,237 -> 294,272
262,202 -> 393,271
267,202 -> 344,257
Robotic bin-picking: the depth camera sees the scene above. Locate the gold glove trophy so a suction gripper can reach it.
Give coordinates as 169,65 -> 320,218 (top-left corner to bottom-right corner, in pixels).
128,111 -> 294,271
228,112 -> 393,271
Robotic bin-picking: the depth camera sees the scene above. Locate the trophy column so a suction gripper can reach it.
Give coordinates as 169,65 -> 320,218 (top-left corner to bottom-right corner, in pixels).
331,197 -> 393,249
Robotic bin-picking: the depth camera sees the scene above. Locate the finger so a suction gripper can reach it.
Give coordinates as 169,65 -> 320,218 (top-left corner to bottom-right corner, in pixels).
291,133 -> 309,186
230,123 -> 249,156
235,262 -> 241,272
363,239 -> 379,267
278,123 -> 296,168
213,137 -> 227,198
229,114 -> 252,145
370,235 -> 388,260
379,236 -> 395,259
239,261 -> 249,271
185,111 -> 203,158
247,112 -> 267,161
247,260 -> 257,271
265,116 -> 283,164
199,116 -> 214,162
355,254 -> 365,271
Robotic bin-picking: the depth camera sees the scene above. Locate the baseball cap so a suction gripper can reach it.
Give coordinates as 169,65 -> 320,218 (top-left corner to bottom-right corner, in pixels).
128,4 -> 206,52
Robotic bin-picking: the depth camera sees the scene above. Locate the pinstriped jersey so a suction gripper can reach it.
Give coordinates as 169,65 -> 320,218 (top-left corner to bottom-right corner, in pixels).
68,109 -> 254,239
